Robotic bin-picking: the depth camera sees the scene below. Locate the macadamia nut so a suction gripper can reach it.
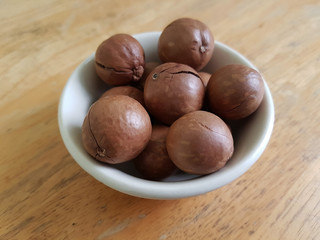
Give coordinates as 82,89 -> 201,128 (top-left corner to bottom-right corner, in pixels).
82,95 -> 152,164
206,64 -> 265,120
95,34 -> 145,86
158,18 -> 214,71
144,62 -> 205,125
166,111 -> 234,175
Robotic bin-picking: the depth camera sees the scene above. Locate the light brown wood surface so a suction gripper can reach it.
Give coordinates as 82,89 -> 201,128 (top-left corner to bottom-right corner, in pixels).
1,0 -> 320,239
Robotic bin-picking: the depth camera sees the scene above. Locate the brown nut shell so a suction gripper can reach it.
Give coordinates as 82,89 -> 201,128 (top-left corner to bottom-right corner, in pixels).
100,85 -> 145,107
95,34 -> 145,86
81,95 -> 152,164
134,125 -> 178,180
144,62 -> 205,125
207,64 -> 265,120
166,111 -> 234,175
158,18 -> 214,71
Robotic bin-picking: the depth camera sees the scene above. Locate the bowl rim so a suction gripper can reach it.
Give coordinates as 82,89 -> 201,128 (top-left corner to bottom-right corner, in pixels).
58,32 -> 275,199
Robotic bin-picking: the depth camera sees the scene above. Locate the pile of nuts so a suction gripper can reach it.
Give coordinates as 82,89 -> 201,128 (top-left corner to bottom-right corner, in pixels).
82,18 -> 265,180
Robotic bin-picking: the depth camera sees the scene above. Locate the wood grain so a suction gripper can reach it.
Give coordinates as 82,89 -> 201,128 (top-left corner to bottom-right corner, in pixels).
1,0 -> 320,239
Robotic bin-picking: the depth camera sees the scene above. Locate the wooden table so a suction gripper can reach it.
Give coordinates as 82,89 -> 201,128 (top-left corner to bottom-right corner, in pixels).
1,0 -> 319,239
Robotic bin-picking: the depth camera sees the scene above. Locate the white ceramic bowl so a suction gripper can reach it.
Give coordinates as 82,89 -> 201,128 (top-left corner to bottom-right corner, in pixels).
58,32 -> 274,199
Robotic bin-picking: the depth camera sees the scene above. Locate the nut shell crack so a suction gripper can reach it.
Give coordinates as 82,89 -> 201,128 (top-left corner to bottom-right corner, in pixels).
95,61 -> 132,74
195,120 -> 229,139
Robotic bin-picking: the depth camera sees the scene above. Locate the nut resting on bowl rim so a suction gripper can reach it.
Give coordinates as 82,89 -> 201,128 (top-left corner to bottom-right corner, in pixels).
58,31 -> 275,200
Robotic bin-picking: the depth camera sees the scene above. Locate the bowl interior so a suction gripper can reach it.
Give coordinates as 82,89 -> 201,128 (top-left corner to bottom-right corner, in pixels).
58,32 -> 274,199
